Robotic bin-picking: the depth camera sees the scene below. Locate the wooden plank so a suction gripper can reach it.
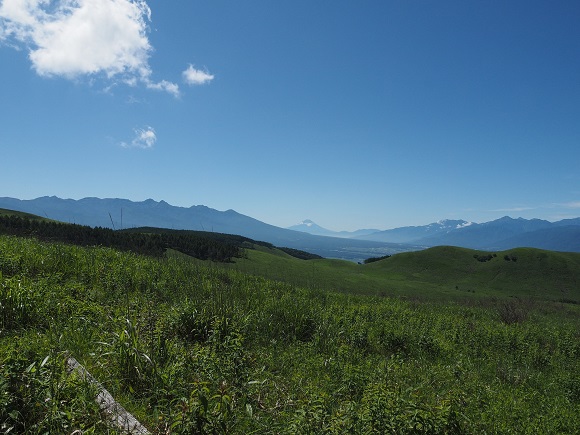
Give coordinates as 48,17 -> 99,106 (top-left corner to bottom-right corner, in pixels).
66,356 -> 150,434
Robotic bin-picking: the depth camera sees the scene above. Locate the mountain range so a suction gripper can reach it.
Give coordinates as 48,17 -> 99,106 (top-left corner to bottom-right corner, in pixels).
2,196 -> 580,258
291,217 -> 580,252
0,197 -> 415,262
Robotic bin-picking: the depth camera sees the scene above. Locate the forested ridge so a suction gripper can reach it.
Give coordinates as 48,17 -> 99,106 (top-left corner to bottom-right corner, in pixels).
0,213 -> 319,263
0,214 -> 240,262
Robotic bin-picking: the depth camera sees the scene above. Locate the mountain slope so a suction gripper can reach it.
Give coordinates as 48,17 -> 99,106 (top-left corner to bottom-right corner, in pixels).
357,220 -> 472,243
355,216 -> 580,253
492,225 -> 580,252
415,217 -> 554,249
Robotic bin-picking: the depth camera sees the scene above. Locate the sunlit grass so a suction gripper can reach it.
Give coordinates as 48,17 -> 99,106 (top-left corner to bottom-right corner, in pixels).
1,234 -> 579,433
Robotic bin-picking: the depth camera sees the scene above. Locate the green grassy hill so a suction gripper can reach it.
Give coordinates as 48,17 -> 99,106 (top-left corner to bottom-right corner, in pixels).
2,207 -> 579,304
366,246 -> 580,301
220,244 -> 580,303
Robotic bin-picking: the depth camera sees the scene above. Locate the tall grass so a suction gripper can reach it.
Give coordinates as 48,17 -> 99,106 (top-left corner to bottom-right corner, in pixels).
1,234 -> 579,433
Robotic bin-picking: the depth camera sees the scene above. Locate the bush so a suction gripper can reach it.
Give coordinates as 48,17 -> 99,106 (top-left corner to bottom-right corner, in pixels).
364,255 -> 391,264
498,299 -> 528,324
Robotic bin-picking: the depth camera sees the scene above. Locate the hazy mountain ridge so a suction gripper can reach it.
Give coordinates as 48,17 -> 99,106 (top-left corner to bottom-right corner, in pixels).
413,217 -> 554,249
0,197 -> 416,262
3,196 -> 580,256
354,219 -> 472,243
489,225 -> 580,252
290,216 -> 580,253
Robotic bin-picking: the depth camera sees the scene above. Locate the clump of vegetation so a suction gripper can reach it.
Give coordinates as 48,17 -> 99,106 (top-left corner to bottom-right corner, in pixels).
473,253 -> 496,262
363,254 -> 391,264
1,234 -> 579,433
278,247 -> 323,260
497,298 -> 530,324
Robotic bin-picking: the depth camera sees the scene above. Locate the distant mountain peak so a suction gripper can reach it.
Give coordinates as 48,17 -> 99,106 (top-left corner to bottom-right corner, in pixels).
497,216 -> 516,222
289,219 -> 325,231
286,220 -> 382,240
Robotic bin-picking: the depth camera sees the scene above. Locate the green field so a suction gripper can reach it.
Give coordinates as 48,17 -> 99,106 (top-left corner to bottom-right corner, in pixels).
220,243 -> 580,303
1,215 -> 580,433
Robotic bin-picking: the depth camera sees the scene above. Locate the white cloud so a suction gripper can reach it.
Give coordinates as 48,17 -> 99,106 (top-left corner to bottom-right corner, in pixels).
182,64 -> 214,85
146,79 -> 180,98
121,126 -> 156,148
0,0 -> 179,95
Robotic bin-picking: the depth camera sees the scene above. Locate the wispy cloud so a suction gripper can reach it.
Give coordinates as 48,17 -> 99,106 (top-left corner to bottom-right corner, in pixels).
121,126 -> 156,148
0,0 -> 179,96
557,201 -> 580,209
146,79 -> 180,98
487,201 -> 580,222
182,64 -> 214,85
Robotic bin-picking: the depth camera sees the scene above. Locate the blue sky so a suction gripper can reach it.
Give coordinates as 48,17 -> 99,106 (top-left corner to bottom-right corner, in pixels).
1,0 -> 579,231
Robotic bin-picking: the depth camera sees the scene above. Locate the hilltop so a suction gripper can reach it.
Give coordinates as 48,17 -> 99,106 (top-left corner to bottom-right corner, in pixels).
365,246 -> 580,301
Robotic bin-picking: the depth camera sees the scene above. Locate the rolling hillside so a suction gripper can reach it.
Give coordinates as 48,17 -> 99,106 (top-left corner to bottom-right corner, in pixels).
2,206 -> 579,303
365,246 -> 580,301
216,244 -> 580,303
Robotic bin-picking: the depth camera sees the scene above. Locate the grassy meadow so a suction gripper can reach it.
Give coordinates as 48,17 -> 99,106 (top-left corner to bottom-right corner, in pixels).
1,228 -> 580,433
223,244 -> 580,302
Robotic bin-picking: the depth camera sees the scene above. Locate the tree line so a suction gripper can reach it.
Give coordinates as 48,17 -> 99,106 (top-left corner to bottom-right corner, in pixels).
0,215 -> 241,262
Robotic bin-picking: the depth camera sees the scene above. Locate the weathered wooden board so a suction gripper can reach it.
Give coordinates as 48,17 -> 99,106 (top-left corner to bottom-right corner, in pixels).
66,356 -> 150,434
